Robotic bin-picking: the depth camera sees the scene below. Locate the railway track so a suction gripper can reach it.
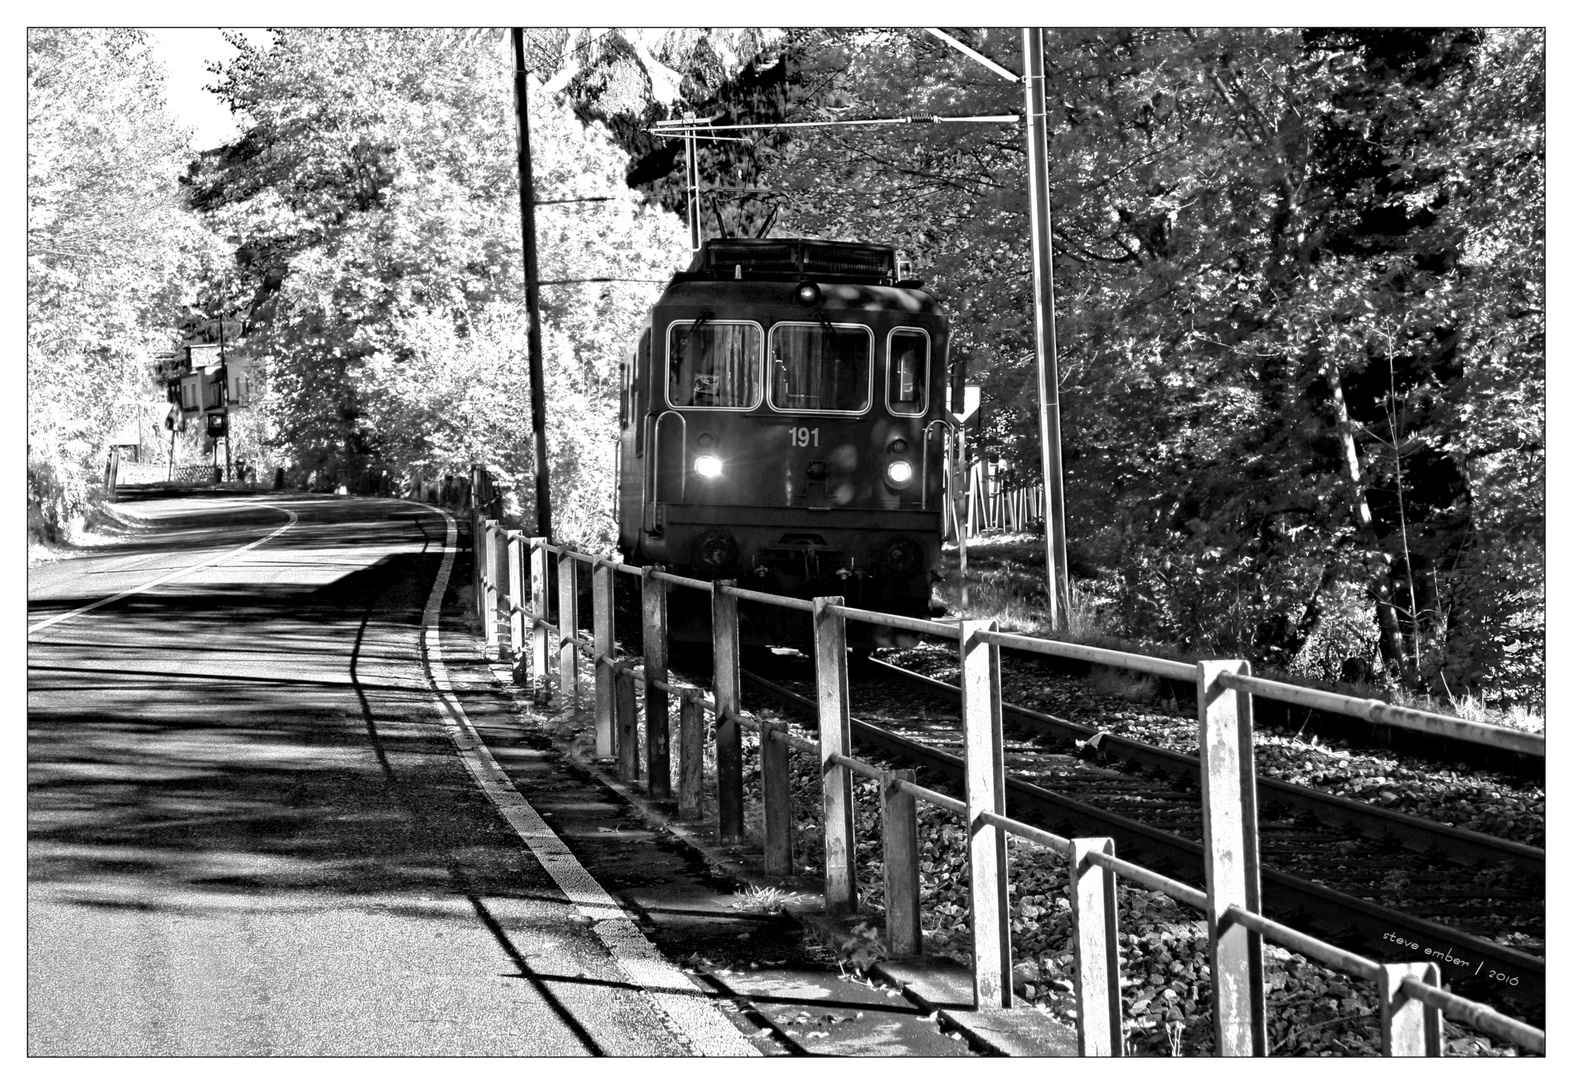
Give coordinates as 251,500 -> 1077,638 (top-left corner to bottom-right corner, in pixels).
867,657 -> 1545,877
899,638 -> 1545,783
734,656 -> 1545,1019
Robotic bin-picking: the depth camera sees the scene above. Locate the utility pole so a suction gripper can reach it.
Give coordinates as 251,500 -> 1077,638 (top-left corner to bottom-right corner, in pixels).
512,28 -> 553,541
1023,26 -> 1070,629
218,298 -> 232,481
685,115 -> 703,252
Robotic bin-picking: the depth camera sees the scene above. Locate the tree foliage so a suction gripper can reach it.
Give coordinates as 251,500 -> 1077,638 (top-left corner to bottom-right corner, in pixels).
614,27 -> 1542,705
27,28 -> 228,537
31,26 -> 1541,706
191,28 -> 688,542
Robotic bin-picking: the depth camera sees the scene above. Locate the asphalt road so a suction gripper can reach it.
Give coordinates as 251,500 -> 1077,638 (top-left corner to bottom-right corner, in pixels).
26,493 -> 756,1056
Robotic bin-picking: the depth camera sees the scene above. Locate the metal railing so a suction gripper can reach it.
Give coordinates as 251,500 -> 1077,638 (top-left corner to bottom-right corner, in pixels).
948,458 -> 1045,538
111,459 -> 223,486
466,478 -> 1543,1057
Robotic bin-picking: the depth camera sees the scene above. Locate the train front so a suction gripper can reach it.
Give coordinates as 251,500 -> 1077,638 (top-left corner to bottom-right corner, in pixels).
618,238 -> 950,649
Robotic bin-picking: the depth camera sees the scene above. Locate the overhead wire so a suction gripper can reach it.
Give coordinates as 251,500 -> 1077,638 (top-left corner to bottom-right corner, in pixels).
652,114 -> 1020,141
923,28 -> 1022,83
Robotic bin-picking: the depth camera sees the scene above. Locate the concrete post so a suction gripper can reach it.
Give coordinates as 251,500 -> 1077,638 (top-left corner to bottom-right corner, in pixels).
814,596 -> 856,915
960,618 -> 1010,1008
1198,659 -> 1266,1055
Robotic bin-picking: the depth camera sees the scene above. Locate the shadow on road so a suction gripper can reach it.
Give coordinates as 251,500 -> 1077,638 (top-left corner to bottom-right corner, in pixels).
28,540 -> 542,910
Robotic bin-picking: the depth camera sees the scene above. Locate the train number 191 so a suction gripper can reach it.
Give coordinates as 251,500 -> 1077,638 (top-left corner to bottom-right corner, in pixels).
789,426 -> 820,448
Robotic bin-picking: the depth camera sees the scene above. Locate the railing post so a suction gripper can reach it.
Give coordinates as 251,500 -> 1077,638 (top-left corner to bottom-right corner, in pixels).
615,662 -> 640,782
506,531 -> 525,686
678,688 -> 705,821
814,596 -> 856,915
1379,963 -> 1443,1056
1198,659 -> 1266,1055
592,559 -> 615,758
711,581 -> 744,843
472,471 -> 487,625
530,538 -> 549,701
557,548 -> 580,704
482,520 -> 500,655
641,567 -> 670,799
760,721 -> 793,876
469,468 -> 479,620
960,618 -> 1010,1009
880,768 -> 921,958
1070,838 -> 1123,1056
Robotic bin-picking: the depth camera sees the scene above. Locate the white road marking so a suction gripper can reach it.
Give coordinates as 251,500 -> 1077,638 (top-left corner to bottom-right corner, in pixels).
419,506 -> 760,1057
27,503 -> 300,637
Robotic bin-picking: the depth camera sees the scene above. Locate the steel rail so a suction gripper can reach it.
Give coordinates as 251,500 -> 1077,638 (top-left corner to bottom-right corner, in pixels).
649,569 -> 715,593
1217,670 -> 1545,757
886,775 -> 967,817
1086,849 -> 1208,909
871,657 -> 1545,877
716,582 -> 815,611
976,808 -> 1070,857
767,724 -> 821,757
739,669 -> 1545,1008
651,114 -> 1022,137
976,626 -> 1194,680
1391,971 -> 1546,1054
828,604 -> 961,638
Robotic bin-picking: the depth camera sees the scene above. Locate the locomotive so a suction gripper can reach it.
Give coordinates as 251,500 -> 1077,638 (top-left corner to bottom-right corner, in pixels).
616,237 -> 950,649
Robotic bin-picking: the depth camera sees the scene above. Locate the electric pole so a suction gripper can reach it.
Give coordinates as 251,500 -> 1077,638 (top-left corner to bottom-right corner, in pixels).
512,28 -> 553,541
218,297 -> 232,481
1023,26 -> 1070,628
685,115 -> 704,251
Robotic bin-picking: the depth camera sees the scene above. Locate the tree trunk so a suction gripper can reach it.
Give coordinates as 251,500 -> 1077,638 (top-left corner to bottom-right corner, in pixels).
1322,355 -> 1410,681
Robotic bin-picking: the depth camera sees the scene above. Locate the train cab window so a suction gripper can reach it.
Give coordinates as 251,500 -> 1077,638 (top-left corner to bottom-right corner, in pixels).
667,320 -> 762,409
768,322 -> 873,414
887,328 -> 930,416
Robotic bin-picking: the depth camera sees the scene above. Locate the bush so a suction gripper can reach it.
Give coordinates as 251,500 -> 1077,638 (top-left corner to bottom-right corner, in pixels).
27,454 -> 79,545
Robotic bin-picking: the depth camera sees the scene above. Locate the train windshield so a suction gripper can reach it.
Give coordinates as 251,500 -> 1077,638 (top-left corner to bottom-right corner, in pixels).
769,323 -> 873,413
667,320 -> 762,409
888,328 -> 929,416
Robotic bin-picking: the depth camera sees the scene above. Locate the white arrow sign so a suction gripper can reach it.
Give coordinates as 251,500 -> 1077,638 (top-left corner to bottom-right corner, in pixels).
948,383 -> 982,423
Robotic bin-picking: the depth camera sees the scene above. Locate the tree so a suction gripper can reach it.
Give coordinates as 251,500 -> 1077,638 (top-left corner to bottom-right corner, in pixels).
736,27 -> 1543,704
193,28 -> 688,539
169,25 -> 1542,704
27,27 -> 229,537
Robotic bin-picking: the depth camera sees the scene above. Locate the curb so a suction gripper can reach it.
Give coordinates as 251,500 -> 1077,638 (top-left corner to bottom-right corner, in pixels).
472,653 -> 1078,1057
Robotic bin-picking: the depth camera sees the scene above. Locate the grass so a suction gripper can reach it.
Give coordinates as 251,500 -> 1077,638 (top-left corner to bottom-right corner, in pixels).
27,498 -> 151,565
728,882 -> 804,915
937,532 -> 1172,658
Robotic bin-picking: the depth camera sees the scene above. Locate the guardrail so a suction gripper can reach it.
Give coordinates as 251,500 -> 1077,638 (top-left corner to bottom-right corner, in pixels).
109,457 -> 223,488
948,458 -> 1044,538
466,489 -> 1543,1056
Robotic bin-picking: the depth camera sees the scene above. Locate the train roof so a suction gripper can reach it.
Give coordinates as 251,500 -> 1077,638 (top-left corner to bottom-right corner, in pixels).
672,238 -> 902,286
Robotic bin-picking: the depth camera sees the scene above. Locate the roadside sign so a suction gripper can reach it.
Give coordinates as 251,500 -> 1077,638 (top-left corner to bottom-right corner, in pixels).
948,383 -> 982,423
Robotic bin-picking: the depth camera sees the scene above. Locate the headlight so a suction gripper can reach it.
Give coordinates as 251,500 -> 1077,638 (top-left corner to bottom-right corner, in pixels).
694,454 -> 723,478
885,459 -> 913,487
